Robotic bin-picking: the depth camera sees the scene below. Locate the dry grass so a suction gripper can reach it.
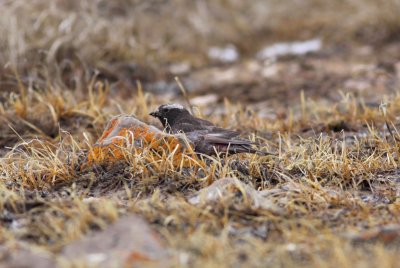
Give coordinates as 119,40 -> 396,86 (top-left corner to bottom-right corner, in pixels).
1,82 -> 400,266
1,1 -> 400,267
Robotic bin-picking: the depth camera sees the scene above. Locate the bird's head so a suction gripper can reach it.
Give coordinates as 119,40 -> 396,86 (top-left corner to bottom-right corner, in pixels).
150,103 -> 190,129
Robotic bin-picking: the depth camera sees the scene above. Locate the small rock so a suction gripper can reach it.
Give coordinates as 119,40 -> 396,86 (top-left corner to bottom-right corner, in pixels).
85,114 -> 195,167
62,214 -> 169,267
188,178 -> 280,213
190,94 -> 219,106
169,62 -> 191,75
257,39 -> 322,60
208,44 -> 239,63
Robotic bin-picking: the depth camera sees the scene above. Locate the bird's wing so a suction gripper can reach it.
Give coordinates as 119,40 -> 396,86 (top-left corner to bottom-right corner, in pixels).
184,130 -> 266,155
172,121 -> 213,133
173,117 -> 241,138
204,133 -> 265,155
194,118 -> 241,137
204,132 -> 255,145
209,127 -> 241,138
194,117 -> 215,126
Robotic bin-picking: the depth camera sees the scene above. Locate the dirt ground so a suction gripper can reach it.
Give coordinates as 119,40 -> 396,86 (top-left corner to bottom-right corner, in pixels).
1,1 -> 400,267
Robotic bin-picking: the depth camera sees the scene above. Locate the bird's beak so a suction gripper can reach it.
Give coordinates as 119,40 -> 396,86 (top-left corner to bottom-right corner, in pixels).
149,111 -> 159,118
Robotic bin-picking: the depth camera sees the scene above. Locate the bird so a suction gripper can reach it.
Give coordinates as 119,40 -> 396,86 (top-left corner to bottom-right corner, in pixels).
149,104 -> 266,156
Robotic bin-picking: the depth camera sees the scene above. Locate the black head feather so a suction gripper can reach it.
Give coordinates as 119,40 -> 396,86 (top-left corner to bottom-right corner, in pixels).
150,104 -> 190,131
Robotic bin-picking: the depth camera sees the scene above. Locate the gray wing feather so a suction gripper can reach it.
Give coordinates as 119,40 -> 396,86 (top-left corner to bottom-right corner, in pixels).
204,133 -> 255,145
